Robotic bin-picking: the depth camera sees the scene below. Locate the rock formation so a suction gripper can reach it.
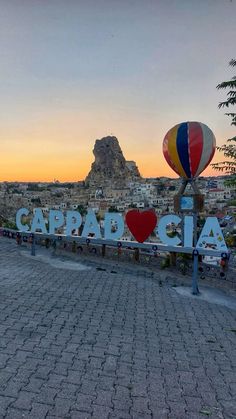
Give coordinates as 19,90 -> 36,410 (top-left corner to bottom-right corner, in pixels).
85,136 -> 141,187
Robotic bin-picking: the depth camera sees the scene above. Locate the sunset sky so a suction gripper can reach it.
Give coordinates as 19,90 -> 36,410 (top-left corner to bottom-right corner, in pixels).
0,0 -> 235,182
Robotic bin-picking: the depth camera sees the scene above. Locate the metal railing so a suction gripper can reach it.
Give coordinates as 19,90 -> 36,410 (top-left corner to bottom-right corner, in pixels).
0,228 -> 231,295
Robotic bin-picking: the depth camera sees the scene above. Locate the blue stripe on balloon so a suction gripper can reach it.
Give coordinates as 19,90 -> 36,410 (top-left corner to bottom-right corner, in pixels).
176,122 -> 191,178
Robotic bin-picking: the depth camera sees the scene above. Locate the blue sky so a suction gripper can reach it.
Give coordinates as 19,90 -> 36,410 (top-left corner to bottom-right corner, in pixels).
0,0 -> 235,180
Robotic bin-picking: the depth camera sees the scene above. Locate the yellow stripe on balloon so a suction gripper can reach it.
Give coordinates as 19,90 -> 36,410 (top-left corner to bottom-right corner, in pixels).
168,124 -> 187,178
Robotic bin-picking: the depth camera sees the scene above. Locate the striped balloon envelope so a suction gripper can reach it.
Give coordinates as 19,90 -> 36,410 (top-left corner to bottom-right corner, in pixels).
163,121 -> 216,179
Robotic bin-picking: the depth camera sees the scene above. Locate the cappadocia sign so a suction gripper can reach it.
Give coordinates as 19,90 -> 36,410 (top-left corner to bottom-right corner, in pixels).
15,121 -> 228,253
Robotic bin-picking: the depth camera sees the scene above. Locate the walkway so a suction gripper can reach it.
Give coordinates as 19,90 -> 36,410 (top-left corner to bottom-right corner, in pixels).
0,238 -> 236,418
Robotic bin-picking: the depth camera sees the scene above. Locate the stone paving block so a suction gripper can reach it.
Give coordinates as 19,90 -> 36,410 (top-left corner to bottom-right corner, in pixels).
46,417 -> 65,419
23,377 -> 44,394
0,395 -> 15,417
64,343 -> 80,354
12,391 -> 35,410
65,370 -> 83,386
94,390 -> 113,408
110,412 -> 131,419
182,382 -> 198,397
220,399 -> 236,417
185,395 -> 204,411
131,396 -> 152,415
214,387 -> 232,401
34,365 -> 53,380
148,394 -> 168,409
79,380 -> 97,396
23,357 -> 39,371
0,353 -> 11,366
48,396 -> 72,416
60,352 -> 75,364
57,383 -> 78,400
151,407 -> 170,419
112,397 -> 132,412
74,393 -> 96,413
54,362 -> 69,376
88,357 -> 104,370
96,375 -> 115,391
71,359 -> 87,372
0,371 -> 13,387
114,385 -> 131,401
167,400 -> 187,416
5,408 -> 29,419
70,411 -> 92,419
0,378 -> 24,398
25,402 -> 51,418
34,386 -> 57,405
199,390 -> 218,406
91,404 -> 113,419
46,373 -> 65,388
131,382 -> 148,397
130,410 -> 152,419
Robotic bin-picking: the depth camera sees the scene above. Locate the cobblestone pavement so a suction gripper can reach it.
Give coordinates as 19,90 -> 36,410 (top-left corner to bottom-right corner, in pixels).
0,238 -> 236,419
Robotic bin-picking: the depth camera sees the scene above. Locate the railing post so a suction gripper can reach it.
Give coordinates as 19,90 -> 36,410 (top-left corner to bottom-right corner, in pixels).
117,242 -> 122,260
192,249 -> 199,295
31,233 -> 36,256
16,232 -> 22,246
170,252 -> 176,266
72,241 -> 76,253
102,244 -> 106,257
134,248 -> 139,262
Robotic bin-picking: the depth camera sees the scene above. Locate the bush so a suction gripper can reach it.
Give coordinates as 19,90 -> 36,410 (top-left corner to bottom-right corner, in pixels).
161,255 -> 170,269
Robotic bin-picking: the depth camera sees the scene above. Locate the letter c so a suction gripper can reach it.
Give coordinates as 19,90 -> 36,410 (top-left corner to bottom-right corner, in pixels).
16,208 -> 30,232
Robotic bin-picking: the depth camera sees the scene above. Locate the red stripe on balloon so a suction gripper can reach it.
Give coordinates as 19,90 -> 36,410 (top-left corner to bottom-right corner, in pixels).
188,122 -> 203,177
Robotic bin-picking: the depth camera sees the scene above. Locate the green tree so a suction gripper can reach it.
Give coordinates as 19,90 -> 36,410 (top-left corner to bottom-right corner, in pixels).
31,197 -> 41,205
212,59 -> 236,178
3,220 -> 17,230
77,205 -> 87,216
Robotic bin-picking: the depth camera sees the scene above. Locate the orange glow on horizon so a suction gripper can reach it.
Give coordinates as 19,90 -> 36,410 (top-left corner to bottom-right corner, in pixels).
0,148 -> 226,182
0,109 -> 233,182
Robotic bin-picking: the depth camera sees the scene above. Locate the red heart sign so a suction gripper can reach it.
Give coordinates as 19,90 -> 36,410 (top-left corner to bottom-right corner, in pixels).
125,210 -> 157,243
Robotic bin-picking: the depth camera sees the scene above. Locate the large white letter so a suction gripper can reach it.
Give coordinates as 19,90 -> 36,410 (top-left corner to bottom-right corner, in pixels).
16,208 -> 29,232
196,217 -> 228,251
104,212 -> 124,240
66,211 -> 82,236
157,214 -> 181,246
82,210 -> 101,239
184,216 -> 193,247
49,210 -> 64,234
31,209 -> 47,234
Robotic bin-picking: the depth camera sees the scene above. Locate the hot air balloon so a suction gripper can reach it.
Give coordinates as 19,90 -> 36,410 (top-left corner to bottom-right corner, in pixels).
163,121 -> 216,179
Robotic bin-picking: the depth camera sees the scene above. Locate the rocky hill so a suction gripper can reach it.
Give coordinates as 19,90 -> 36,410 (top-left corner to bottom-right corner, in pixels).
85,136 -> 141,187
